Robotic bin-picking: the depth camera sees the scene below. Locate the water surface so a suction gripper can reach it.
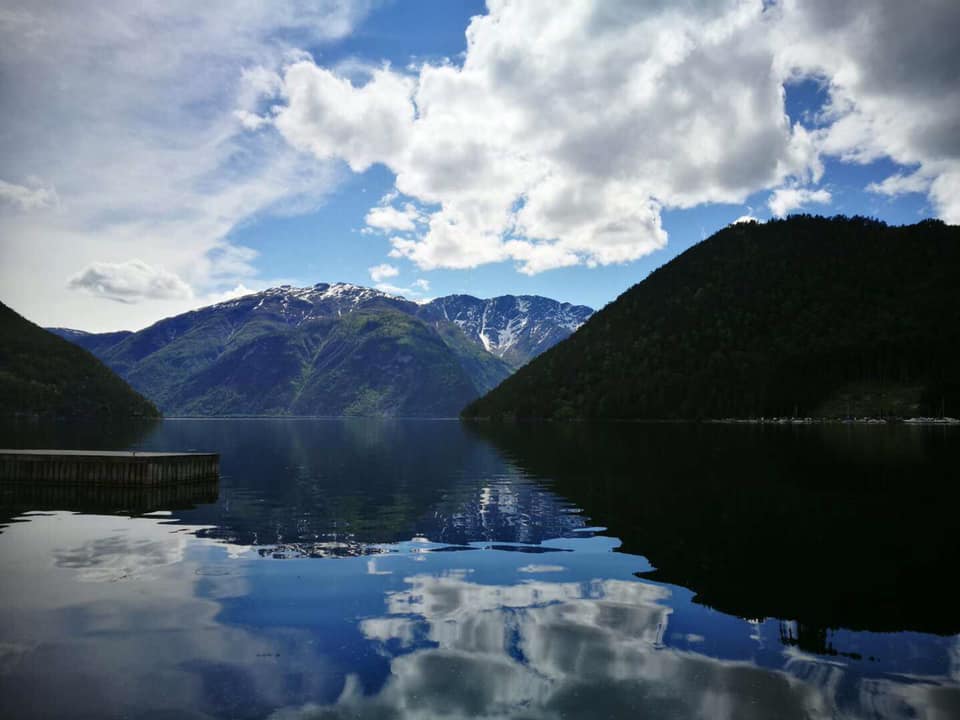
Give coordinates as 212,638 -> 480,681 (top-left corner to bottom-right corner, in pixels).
1,418 -> 958,719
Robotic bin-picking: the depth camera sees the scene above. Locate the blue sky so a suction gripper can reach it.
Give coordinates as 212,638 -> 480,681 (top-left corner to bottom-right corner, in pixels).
0,1 -> 955,330
232,4 -> 933,311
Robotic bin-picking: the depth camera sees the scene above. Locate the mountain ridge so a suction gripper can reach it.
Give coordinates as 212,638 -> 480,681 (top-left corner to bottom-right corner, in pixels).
51,283 -> 591,417
417,294 -> 592,368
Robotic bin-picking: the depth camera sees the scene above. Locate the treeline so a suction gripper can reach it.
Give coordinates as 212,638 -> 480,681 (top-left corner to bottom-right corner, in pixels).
463,216 -> 960,419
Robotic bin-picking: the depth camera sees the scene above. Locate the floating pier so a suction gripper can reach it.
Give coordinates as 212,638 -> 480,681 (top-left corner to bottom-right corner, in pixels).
0,450 -> 219,485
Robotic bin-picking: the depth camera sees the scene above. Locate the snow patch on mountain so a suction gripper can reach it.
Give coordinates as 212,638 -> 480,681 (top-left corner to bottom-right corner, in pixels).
52,282 -> 592,369
207,282 -> 411,325
418,295 -> 593,368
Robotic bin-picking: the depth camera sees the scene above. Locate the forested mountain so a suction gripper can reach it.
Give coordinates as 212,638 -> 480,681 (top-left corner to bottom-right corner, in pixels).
0,301 -> 158,418
463,216 -> 960,420
50,284 -> 589,417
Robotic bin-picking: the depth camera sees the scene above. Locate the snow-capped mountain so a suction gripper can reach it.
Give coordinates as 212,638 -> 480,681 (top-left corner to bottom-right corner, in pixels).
207,282 -> 414,323
418,294 -> 593,368
48,282 -> 591,416
56,283 -> 592,367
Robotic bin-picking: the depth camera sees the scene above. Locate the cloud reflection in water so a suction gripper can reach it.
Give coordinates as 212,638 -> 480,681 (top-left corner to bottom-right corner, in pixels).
270,574 -> 856,719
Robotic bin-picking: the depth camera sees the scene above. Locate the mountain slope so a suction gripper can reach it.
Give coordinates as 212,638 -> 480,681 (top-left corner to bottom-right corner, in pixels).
464,216 -> 960,420
50,284 -> 590,417
0,302 -> 159,417
50,284 -> 514,417
161,307 -> 491,417
47,328 -> 133,356
418,295 -> 593,368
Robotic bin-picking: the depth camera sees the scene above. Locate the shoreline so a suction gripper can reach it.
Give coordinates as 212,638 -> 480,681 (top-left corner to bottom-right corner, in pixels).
709,416 -> 960,426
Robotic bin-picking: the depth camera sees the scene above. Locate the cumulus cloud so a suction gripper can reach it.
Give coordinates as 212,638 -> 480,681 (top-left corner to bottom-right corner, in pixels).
203,283 -> 257,306
67,260 -> 194,303
365,201 -> 422,233
263,0 -> 959,276
274,64 -> 415,173
234,110 -> 273,131
930,171 -> 960,224
0,179 -> 57,211
867,171 -> 932,198
375,278 -> 430,298
767,187 -> 832,218
732,215 -> 761,225
368,263 -> 399,282
774,0 -> 960,221
269,1 -> 817,275
6,0 -> 959,328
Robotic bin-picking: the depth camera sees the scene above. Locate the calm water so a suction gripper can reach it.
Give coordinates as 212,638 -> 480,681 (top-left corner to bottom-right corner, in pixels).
1,418 -> 959,719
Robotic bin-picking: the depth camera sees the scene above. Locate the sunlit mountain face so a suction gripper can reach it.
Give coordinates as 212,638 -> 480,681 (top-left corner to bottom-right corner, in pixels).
48,285 -> 591,417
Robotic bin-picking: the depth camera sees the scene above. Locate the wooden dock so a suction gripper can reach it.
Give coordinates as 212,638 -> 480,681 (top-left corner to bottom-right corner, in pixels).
0,450 -> 219,485
0,479 -> 219,514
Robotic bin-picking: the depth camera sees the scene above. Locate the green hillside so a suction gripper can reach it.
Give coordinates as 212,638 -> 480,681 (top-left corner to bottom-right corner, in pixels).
161,309 -> 496,417
0,302 -> 159,418
51,285 -> 513,417
463,216 -> 960,420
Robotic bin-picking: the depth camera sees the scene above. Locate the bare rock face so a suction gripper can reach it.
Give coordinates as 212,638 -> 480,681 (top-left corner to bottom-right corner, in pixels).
419,294 -> 593,369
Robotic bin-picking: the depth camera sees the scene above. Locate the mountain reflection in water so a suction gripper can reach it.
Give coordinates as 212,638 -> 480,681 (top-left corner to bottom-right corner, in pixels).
467,420 -> 960,636
0,417 -> 958,719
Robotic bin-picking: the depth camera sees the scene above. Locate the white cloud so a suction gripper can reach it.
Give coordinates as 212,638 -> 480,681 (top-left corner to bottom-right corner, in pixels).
866,171 -> 932,198
374,278 -> 431,298
731,215 -> 760,225
5,0 -> 959,329
767,187 -> 832,218
203,283 -> 257,306
269,1 -> 818,275
774,0 -> 960,221
368,263 -> 399,282
234,110 -> 272,131
266,0 -> 959,277
517,564 -> 565,573
0,178 -> 57,211
365,201 -> 422,232
0,0 -> 370,330
68,260 -> 193,304
930,170 -> 960,224
274,63 -> 416,173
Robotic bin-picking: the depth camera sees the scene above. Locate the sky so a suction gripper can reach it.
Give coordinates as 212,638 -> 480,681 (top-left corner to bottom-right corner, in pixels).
0,0 -> 957,332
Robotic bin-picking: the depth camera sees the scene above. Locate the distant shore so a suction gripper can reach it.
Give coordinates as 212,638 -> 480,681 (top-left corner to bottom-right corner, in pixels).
709,416 -> 960,426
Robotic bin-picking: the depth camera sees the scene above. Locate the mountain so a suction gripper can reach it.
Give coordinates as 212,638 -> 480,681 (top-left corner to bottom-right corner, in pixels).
418,295 -> 593,368
50,284 -> 589,417
0,301 -> 159,418
463,216 -> 960,420
46,328 -> 133,356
